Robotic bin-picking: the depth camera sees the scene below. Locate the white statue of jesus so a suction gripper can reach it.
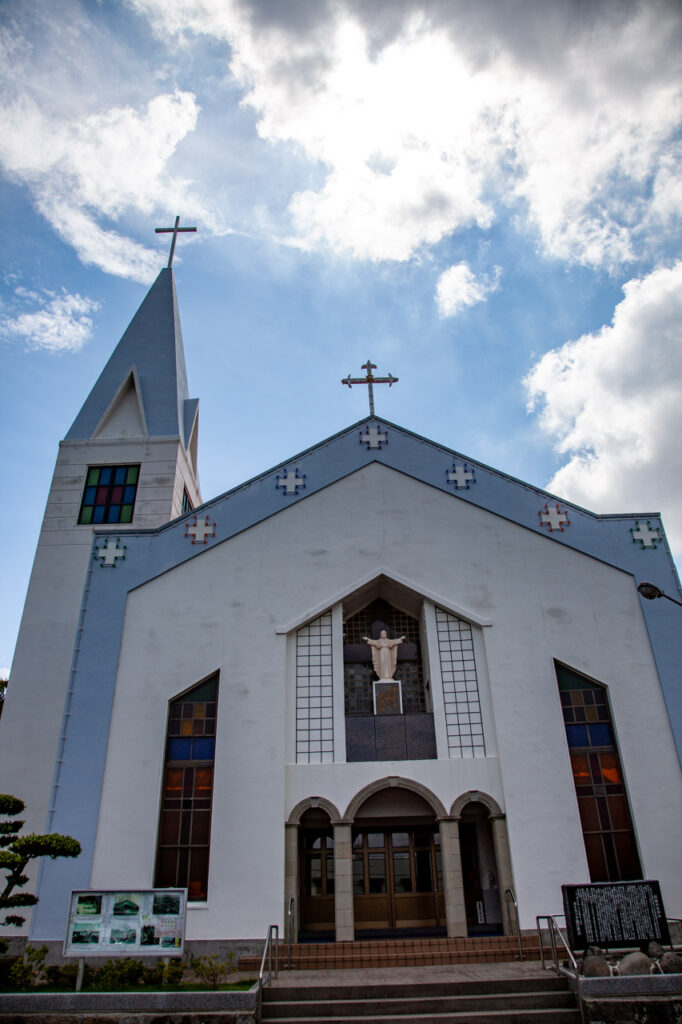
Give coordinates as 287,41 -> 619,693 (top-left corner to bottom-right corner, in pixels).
363,630 -> 406,681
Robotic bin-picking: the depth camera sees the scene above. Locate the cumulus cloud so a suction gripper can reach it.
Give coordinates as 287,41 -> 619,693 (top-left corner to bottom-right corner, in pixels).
0,7 -> 208,283
525,261 -> 682,559
436,263 -> 500,317
134,0 -> 682,268
0,289 -> 100,353
0,88 -> 202,283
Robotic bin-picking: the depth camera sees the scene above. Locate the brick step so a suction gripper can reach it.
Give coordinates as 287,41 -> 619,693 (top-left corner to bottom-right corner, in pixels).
239,941 -> 547,973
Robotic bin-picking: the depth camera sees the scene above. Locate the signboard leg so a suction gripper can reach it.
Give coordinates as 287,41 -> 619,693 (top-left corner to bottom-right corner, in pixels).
163,956 -> 171,986
76,958 -> 84,992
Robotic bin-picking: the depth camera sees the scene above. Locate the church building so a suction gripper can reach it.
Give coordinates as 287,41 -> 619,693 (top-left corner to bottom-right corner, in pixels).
1,259 -> 680,949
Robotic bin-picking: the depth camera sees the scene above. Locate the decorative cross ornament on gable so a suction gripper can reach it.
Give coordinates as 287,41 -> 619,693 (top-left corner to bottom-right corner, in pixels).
276,468 -> 306,495
360,425 -> 388,449
155,216 -> 197,268
447,463 -> 475,489
185,515 -> 216,545
631,521 -> 661,549
341,359 -> 398,416
539,503 -> 570,532
94,537 -> 126,567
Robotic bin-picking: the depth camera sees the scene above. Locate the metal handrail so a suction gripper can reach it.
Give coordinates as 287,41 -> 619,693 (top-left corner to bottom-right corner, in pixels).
287,897 -> 295,969
256,924 -> 279,1022
536,915 -> 584,1024
504,888 -> 523,961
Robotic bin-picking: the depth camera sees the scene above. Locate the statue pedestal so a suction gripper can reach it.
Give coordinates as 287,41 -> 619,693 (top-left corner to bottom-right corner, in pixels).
373,680 -> 402,715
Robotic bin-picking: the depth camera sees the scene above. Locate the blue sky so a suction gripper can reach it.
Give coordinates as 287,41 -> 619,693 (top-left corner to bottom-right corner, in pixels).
1,0 -> 681,675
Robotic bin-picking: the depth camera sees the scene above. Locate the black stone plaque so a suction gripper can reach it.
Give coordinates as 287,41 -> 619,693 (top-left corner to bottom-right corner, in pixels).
562,881 -> 670,950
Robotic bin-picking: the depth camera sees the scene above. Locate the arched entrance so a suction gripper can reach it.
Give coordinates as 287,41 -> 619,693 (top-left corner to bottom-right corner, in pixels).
350,787 -> 446,936
298,807 -> 335,938
458,801 -> 503,935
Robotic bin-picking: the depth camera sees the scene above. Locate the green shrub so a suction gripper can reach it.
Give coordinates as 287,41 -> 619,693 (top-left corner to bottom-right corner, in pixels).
190,952 -> 235,988
7,944 -> 48,988
163,958 -> 185,985
45,962 -> 80,988
90,957 -> 145,991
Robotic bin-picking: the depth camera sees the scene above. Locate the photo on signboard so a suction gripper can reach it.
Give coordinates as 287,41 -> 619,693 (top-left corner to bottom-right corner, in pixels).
71,922 -> 100,945
76,894 -> 102,916
140,924 -> 160,946
109,925 -> 137,945
153,893 -> 181,916
113,893 -> 140,916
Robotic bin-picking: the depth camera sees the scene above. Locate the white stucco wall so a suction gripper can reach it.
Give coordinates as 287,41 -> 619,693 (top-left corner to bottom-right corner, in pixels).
91,464 -> 682,938
0,435 -> 198,937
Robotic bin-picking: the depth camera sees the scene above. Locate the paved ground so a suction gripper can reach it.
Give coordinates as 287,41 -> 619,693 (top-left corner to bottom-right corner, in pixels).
267,960 -> 553,988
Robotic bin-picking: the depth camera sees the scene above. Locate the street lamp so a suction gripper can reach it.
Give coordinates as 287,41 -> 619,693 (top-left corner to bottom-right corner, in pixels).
637,582 -> 682,608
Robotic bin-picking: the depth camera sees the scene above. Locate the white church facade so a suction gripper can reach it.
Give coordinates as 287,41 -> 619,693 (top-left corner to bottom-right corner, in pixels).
1,265 -> 680,948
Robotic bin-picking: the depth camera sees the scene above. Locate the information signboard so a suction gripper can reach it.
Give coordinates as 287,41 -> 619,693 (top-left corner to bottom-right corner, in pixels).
64,889 -> 187,957
562,880 -> 670,950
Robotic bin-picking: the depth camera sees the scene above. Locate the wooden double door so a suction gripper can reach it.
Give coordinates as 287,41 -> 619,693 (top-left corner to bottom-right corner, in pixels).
352,826 -> 445,933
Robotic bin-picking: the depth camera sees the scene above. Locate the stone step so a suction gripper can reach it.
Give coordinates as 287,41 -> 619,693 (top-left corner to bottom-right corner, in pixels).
263,990 -> 577,1018
262,977 -> 568,1001
261,1011 -> 581,1024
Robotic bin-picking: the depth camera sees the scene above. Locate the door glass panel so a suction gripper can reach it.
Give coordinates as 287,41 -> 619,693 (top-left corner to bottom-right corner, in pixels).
326,853 -> 335,894
393,851 -> 412,892
414,849 -> 433,892
367,832 -> 384,848
392,832 -> 409,848
307,856 -> 322,895
352,854 -> 365,894
435,849 -> 443,889
368,853 -> 386,893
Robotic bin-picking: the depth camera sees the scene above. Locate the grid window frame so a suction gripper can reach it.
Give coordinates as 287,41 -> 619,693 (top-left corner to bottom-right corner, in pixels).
436,608 -> 486,758
296,613 -> 334,764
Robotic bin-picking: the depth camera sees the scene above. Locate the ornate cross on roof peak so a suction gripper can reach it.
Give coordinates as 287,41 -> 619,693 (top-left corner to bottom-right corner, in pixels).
341,359 -> 399,416
155,215 -> 197,268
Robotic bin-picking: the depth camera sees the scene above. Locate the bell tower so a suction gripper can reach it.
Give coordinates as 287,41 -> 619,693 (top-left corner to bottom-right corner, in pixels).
0,264 -> 201,885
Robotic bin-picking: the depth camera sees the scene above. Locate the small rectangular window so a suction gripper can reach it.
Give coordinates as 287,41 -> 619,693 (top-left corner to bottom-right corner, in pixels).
181,488 -> 193,515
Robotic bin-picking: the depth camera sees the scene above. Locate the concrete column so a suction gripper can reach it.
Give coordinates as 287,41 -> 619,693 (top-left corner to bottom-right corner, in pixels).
490,815 -> 515,935
333,822 -> 354,941
284,823 -> 299,939
439,817 -> 467,937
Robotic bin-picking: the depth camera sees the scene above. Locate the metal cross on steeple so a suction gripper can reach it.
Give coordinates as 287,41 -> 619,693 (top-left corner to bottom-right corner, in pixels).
341,359 -> 398,416
155,216 -> 197,268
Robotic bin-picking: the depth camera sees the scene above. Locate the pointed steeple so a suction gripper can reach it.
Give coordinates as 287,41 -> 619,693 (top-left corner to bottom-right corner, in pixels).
66,268 -> 197,448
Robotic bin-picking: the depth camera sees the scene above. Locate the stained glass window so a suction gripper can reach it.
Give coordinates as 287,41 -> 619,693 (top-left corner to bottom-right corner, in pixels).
78,465 -> 139,525
155,676 -> 217,901
557,664 -> 642,882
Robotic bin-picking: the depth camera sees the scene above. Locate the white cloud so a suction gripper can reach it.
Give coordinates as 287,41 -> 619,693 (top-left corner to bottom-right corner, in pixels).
525,261 -> 682,560
0,7 -> 206,283
134,0 -> 682,268
0,290 -> 100,353
0,89 -> 202,283
436,263 -> 500,318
